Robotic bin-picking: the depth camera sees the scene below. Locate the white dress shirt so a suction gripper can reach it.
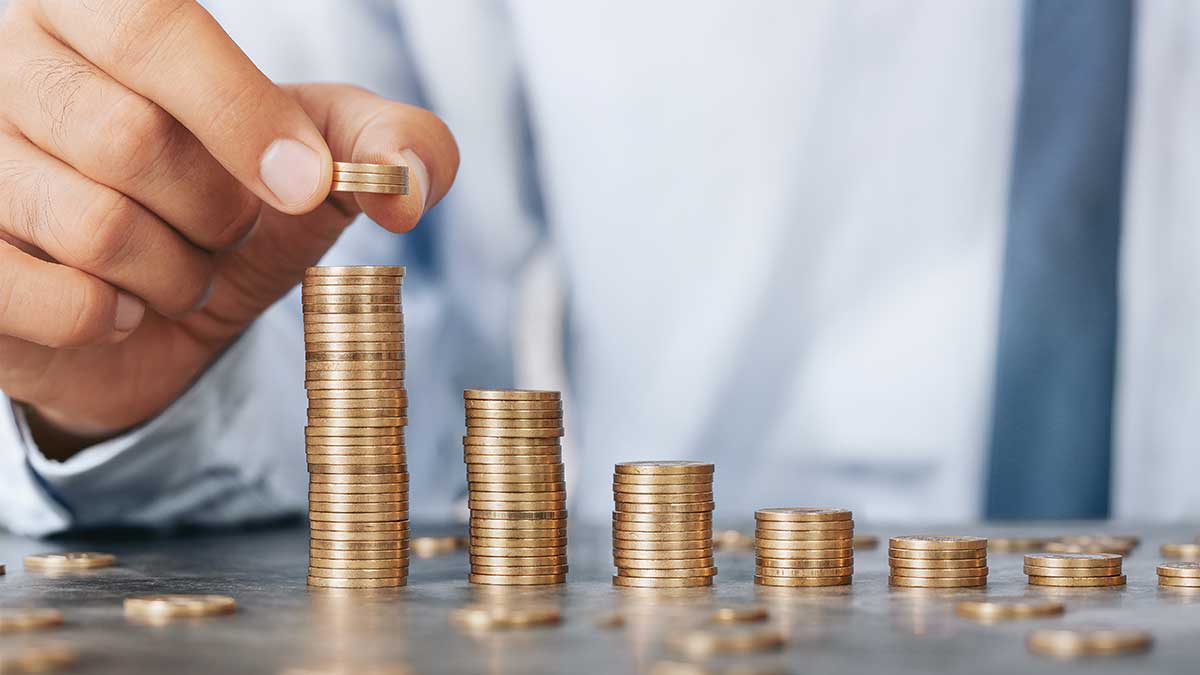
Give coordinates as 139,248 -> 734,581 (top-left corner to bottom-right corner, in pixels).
1,0 -> 1196,535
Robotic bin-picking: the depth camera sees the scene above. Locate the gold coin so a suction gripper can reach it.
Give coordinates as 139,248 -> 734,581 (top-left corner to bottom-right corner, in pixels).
712,530 -> 755,550
613,511 -> 711,523
468,546 -> 564,557
467,416 -> 562,428
755,547 -> 853,560
955,598 -> 1065,621
754,508 -> 851,523
470,511 -> 567,522
467,500 -> 565,512
307,426 -> 405,437
309,539 -> 408,552
306,576 -> 405,589
1024,553 -> 1122,568
306,455 -> 407,467
465,463 -> 565,475
468,517 -> 566,529
611,547 -> 710,560
331,171 -> 408,186
23,552 -> 116,571
307,567 -> 408,580
307,387 -> 407,399
888,557 -> 986,570
309,511 -> 408,523
302,304 -> 404,315
471,565 -> 569,576
450,604 -> 562,629
303,281 -> 402,294
411,536 -> 465,558
888,576 -> 986,588
308,410 -> 407,422
469,555 -> 567,567
614,530 -> 712,543
0,643 -> 78,672
303,294 -> 402,307
615,461 -> 714,476
308,464 -> 407,475
309,548 -> 408,561
613,520 -> 711,533
1161,543 -> 1200,558
615,502 -> 714,514
464,389 -> 560,401
309,484 -> 408,496
890,567 -> 987,579
613,493 -> 714,506
612,576 -> 712,588
756,557 -> 854,569
755,575 -> 851,587
753,530 -> 853,542
308,558 -> 408,570
465,436 -> 563,447
611,483 -> 715,495
465,428 -> 564,439
617,567 -> 718,579
124,595 -> 236,618
465,491 -> 566,503
470,536 -> 568,548
668,626 -> 786,657
612,473 -> 712,486
0,609 -> 64,633
1026,627 -> 1152,658
755,566 -> 853,578
1023,565 -> 1122,578
466,409 -> 562,420
988,537 -> 1054,552
329,181 -> 406,194
310,521 -> 408,533
887,547 -> 986,560
310,531 -> 410,542
711,605 -> 769,623
889,535 -> 987,551
330,162 -> 408,176
613,557 -> 715,570
1157,562 -> 1200,578
1027,575 -> 1126,587
468,482 -> 566,494
1158,577 -> 1200,587
754,520 -> 855,532
464,455 -> 561,467
464,399 -> 562,411
470,527 -> 566,539
305,264 -> 405,277
308,495 -> 408,507
756,538 -> 855,550
1043,541 -> 1132,555
853,534 -> 880,550
468,573 -> 566,586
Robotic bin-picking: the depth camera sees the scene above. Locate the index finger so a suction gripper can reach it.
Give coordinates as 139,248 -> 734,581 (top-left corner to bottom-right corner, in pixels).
26,0 -> 332,214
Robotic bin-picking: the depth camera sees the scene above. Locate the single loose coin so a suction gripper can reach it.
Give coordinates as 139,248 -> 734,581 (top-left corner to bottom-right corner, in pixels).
989,537 -> 1054,552
24,552 -> 116,571
1023,565 -> 1122,578
754,508 -> 851,523
889,536 -> 987,551
711,605 -> 769,623
888,576 -> 986,588
612,576 -> 712,588
409,536 -> 465,558
468,573 -> 566,585
1026,627 -> 1152,658
668,626 -> 786,657
1024,553 -> 1123,568
955,598 -> 1065,621
1027,575 -> 1127,587
464,390 -> 560,401
0,609 -> 64,633
712,530 -> 755,550
450,604 -> 562,630
890,567 -> 987,579
0,642 -> 78,673
853,534 -> 880,550
1160,543 -> 1200,559
754,575 -> 851,587
124,595 -> 236,619
307,576 -> 405,589
615,461 -> 714,476
888,557 -> 986,570
1157,562 -> 1200,578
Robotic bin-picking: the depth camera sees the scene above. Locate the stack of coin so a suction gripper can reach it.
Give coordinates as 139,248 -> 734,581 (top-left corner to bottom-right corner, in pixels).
303,266 -> 409,589
612,461 -> 716,588
754,508 -> 853,587
464,389 -> 567,586
1156,562 -> 1200,588
1024,553 -> 1125,587
331,161 -> 408,195
889,536 -> 988,588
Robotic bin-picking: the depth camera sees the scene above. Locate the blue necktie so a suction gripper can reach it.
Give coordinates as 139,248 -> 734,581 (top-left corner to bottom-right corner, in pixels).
985,0 -> 1133,519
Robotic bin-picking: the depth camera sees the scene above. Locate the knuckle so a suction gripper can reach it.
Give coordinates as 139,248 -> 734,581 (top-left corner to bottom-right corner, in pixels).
78,191 -> 140,271
14,53 -> 97,152
97,93 -> 176,184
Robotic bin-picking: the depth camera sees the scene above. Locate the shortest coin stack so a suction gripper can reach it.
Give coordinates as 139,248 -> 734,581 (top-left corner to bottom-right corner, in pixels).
1024,553 -> 1126,588
754,508 -> 853,587
612,461 -> 716,588
1157,562 -> 1200,588
331,161 -> 409,195
889,536 -> 988,588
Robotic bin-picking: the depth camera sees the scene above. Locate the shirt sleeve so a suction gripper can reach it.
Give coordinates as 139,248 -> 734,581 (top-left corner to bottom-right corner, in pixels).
0,301 -> 308,536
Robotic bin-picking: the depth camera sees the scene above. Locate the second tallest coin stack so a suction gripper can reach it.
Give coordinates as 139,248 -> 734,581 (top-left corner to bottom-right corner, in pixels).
303,266 -> 410,589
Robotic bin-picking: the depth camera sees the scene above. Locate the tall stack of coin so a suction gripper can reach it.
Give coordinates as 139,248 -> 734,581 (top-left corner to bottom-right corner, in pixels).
303,266 -> 409,589
331,161 -> 409,195
1024,553 -> 1125,588
889,536 -> 988,588
612,461 -> 716,588
464,389 -> 567,586
754,508 -> 853,587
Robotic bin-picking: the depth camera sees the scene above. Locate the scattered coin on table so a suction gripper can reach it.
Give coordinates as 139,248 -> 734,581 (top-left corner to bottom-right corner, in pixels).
955,598 -> 1065,622
1026,627 -> 1152,658
124,595 -> 236,620
0,609 -> 64,633
23,552 -> 116,572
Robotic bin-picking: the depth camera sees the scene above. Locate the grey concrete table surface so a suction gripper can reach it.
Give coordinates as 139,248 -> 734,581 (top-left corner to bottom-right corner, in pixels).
0,522 -> 1196,674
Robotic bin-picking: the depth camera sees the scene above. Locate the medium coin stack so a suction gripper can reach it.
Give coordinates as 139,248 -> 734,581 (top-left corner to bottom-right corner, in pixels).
889,536 -> 988,588
1157,562 -> 1200,588
464,389 -> 567,586
303,266 -> 409,589
331,161 -> 409,195
612,461 -> 716,589
754,508 -> 854,587
1024,553 -> 1125,588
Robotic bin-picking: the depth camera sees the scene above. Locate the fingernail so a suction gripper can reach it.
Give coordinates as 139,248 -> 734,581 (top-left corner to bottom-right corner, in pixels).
399,149 -> 430,213
114,292 -> 145,332
259,139 -> 324,209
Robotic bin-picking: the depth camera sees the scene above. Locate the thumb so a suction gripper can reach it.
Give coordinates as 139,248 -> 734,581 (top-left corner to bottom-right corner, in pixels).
285,83 -> 460,233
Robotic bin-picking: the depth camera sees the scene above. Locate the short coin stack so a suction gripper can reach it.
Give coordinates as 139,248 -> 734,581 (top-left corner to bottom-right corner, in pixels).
464,389 -> 567,586
754,508 -> 854,587
1024,553 -> 1125,588
612,461 -> 716,588
889,536 -> 988,588
331,161 -> 409,195
303,266 -> 409,589
1157,562 -> 1200,589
